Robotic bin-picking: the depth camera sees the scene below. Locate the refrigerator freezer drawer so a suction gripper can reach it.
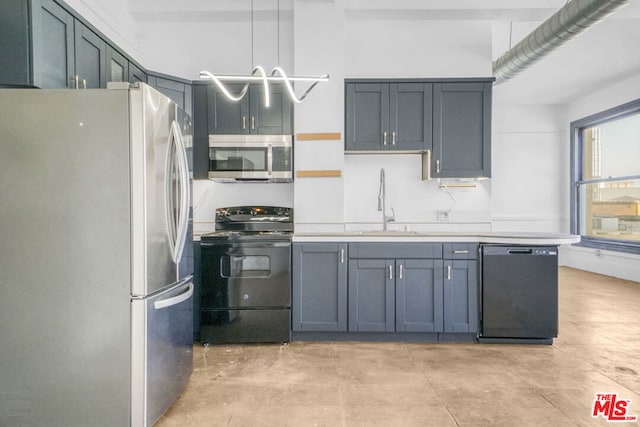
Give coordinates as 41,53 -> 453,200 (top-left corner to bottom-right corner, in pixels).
132,280 -> 194,427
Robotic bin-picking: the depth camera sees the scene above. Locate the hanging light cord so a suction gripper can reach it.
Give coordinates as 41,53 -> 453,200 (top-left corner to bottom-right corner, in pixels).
199,0 -> 329,106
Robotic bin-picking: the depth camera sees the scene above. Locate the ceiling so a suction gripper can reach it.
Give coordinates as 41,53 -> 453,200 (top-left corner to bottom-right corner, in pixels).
127,0 -> 640,105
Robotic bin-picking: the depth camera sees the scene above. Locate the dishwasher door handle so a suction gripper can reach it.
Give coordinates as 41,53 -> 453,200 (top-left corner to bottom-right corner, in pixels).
507,249 -> 533,254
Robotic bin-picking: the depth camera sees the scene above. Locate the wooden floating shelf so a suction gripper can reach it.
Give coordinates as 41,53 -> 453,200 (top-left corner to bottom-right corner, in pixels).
296,132 -> 342,141
296,170 -> 342,178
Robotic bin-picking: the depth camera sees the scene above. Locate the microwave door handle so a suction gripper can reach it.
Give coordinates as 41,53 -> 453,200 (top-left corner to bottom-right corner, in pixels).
267,144 -> 273,176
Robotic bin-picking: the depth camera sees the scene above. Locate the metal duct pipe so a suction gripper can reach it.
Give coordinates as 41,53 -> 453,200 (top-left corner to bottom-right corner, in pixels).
493,0 -> 631,85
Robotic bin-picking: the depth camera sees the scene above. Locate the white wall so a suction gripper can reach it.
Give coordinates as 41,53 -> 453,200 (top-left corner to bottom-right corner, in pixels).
490,103 -> 569,233
561,73 -> 640,282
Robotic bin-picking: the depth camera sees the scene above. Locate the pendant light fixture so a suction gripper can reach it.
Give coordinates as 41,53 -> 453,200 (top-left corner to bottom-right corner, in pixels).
200,0 -> 329,107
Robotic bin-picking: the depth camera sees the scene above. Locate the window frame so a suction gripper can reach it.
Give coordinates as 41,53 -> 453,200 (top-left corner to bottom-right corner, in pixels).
570,97 -> 640,255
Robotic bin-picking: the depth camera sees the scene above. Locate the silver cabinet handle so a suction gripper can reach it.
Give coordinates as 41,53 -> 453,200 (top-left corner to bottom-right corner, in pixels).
392,131 -> 396,146
436,159 -> 441,174
388,265 -> 393,280
81,79 -> 87,89
251,116 -> 255,130
383,131 -> 387,146
447,264 -> 451,280
453,250 -> 469,254
340,248 -> 345,264
242,116 -> 246,130
398,263 -> 403,279
70,75 -> 78,89
267,144 -> 273,175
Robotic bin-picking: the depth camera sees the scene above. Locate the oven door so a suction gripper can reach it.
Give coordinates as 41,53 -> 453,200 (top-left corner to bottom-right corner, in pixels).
208,135 -> 292,181
200,239 -> 291,309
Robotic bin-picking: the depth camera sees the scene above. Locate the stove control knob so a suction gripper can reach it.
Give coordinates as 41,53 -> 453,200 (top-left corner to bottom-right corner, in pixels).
250,209 -> 257,216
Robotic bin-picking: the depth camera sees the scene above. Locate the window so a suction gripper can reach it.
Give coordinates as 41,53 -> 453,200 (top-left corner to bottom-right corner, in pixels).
571,98 -> 640,253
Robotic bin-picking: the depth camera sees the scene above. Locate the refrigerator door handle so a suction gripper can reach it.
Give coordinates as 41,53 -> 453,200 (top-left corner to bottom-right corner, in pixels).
154,282 -> 194,310
172,119 -> 190,264
166,119 -> 190,264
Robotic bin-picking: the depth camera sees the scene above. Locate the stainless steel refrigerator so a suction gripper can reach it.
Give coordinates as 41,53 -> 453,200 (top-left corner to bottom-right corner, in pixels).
0,83 -> 194,427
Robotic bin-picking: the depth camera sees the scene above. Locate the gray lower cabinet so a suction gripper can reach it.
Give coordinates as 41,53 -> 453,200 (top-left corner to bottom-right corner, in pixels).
292,242 -> 478,339
345,82 -> 432,152
292,243 -> 348,332
443,243 -> 479,333
348,259 -> 395,332
348,258 -> 444,333
433,82 -> 491,178
396,259 -> 444,332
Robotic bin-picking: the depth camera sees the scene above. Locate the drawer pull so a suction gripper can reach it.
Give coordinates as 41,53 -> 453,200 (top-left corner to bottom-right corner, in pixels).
453,250 -> 469,254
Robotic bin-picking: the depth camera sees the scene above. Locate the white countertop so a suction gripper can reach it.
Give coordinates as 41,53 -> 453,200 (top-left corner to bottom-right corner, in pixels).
292,231 -> 581,245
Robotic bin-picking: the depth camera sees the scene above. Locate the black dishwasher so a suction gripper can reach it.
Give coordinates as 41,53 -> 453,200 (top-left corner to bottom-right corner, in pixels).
480,245 -> 558,344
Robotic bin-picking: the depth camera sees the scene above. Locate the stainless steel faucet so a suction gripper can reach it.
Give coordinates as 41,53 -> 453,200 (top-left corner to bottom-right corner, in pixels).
377,168 -> 395,231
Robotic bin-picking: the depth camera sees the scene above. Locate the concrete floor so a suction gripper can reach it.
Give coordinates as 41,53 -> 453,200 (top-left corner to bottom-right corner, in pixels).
156,267 -> 640,426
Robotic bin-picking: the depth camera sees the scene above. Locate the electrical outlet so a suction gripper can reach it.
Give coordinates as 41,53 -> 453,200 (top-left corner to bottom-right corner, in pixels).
436,210 -> 450,221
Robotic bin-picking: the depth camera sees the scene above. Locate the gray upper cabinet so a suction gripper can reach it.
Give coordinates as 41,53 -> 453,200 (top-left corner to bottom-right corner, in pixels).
32,0 -> 75,88
250,84 -> 293,134
106,45 -> 128,83
73,20 -> 107,88
345,82 -> 432,152
345,83 -> 388,151
128,62 -> 146,84
207,83 -> 293,135
148,73 -> 193,117
207,83 -> 249,134
433,82 -> 492,178
292,243 -> 348,332
1,0 -> 147,90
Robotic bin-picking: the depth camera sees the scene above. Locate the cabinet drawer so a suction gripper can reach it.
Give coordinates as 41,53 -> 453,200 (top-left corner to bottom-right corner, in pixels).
443,243 -> 478,259
348,243 -> 442,259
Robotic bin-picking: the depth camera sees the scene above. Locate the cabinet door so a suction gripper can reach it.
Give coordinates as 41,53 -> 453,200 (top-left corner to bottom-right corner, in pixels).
0,0 -> 31,86
433,82 -> 491,178
74,21 -> 107,88
395,259 -> 443,332
128,62 -> 146,84
292,243 -> 347,332
148,74 -> 193,117
106,45 -> 128,83
32,0 -> 75,88
192,84 -> 209,179
345,83 -> 389,151
443,260 -> 478,333
389,83 -> 433,151
207,83 -> 249,134
250,84 -> 293,134
348,259 -> 394,332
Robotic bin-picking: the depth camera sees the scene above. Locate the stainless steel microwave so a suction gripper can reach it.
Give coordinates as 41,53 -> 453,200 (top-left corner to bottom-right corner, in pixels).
208,135 -> 293,182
